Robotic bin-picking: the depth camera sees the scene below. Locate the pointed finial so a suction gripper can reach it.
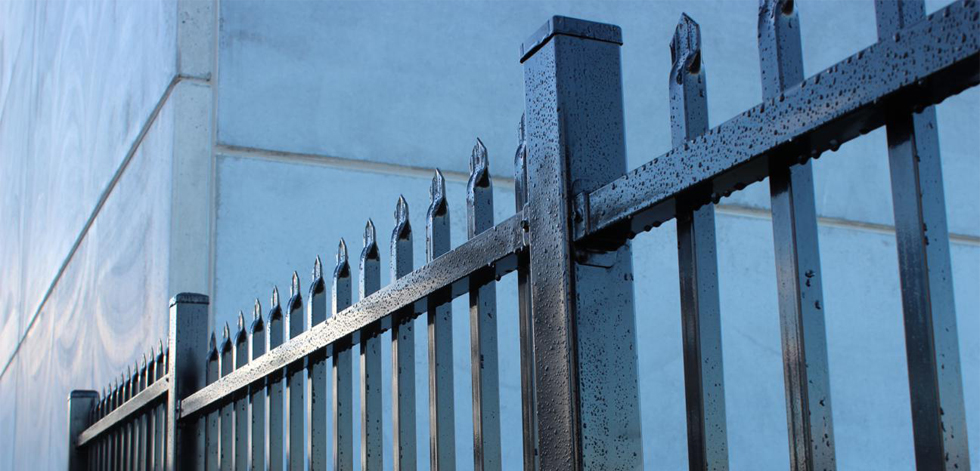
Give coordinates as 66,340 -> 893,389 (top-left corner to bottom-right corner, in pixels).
361,219 -> 379,261
395,195 -> 409,224
271,285 -> 280,308
470,138 -> 490,186
364,219 -> 376,247
207,332 -> 218,361
428,169 -> 447,217
430,169 -> 446,204
335,238 -> 350,278
393,195 -> 411,240
670,14 -> 702,81
222,322 -> 231,341
251,299 -> 264,332
290,271 -> 301,298
142,352 -> 148,370
313,255 -> 323,281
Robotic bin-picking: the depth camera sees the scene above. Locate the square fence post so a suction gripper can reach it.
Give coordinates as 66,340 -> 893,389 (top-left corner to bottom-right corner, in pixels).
167,293 -> 210,471
520,16 -> 643,470
67,390 -> 99,471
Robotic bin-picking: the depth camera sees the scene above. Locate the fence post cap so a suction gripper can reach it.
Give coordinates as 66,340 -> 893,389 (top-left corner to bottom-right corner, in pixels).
170,292 -> 210,306
521,15 -> 622,63
68,390 -> 99,401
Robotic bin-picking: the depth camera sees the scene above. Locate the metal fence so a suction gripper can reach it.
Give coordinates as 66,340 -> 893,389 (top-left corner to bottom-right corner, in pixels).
67,0 -> 978,469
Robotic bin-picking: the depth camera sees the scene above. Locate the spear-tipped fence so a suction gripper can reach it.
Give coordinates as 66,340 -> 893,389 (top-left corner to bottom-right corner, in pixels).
68,1 -> 978,470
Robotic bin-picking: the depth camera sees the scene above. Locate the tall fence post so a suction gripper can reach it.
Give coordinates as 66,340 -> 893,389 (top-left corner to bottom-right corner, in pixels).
520,16 -> 643,470
167,293 -> 210,471
68,390 -> 98,471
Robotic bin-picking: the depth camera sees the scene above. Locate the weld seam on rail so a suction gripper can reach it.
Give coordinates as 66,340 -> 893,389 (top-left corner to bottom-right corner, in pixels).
178,214 -> 524,418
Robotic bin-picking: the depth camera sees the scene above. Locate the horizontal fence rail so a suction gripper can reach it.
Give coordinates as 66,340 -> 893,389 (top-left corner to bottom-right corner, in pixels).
574,0 -> 979,243
67,1 -> 977,469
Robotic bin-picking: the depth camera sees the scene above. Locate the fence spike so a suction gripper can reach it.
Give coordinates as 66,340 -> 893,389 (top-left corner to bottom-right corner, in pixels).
290,271 -> 301,301
362,219 -> 379,263
335,238 -> 351,279
272,285 -> 281,311
470,138 -> 491,189
670,13 -> 701,83
313,255 -> 323,283
428,169 -> 448,222
252,298 -> 264,332
221,323 -> 232,353
394,195 -> 411,240
236,311 -> 248,345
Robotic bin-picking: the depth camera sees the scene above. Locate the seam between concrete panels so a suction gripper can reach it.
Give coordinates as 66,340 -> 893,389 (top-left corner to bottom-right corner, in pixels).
0,74 -> 183,383
213,143 -> 980,246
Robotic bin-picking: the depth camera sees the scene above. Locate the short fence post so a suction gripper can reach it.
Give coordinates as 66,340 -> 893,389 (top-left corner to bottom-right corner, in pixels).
68,390 -> 98,471
167,293 -> 210,471
520,16 -> 643,470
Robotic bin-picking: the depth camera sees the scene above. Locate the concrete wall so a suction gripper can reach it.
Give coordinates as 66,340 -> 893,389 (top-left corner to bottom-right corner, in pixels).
0,0 -> 976,469
212,1 -> 978,470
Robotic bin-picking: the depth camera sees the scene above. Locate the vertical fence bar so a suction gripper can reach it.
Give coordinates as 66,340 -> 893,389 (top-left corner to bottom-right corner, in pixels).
116,378 -> 123,471
360,220 -> 384,471
140,356 -> 149,471
287,272 -> 308,471
135,360 -> 146,471
146,351 -> 157,471
309,256 -> 329,471
124,370 -> 132,470
426,170 -> 456,471
154,342 -> 166,471
206,335 -> 220,471
221,324 -> 236,470
873,2 -> 971,468
268,288 -> 286,471
513,116 -> 537,470
68,390 -> 98,471
521,16 -> 644,469
168,293 -> 210,471
333,241 -> 355,471
251,300 -> 268,471
466,141 -> 502,471
391,196 -> 417,471
669,14 -> 730,471
235,313 -> 250,471
757,2 -> 836,469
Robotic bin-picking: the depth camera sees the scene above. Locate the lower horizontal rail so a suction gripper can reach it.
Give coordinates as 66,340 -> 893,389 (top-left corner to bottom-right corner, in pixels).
77,376 -> 169,447
575,0 -> 979,242
178,213 -> 525,419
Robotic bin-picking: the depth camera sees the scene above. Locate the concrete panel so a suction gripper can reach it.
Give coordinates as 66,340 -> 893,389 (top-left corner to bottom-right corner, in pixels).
0,0 -> 178,370
4,94 -> 174,469
216,0 -> 977,236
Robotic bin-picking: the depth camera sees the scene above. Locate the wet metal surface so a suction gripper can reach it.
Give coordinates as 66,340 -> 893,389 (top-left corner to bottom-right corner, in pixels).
669,13 -> 729,471
875,2 -> 971,469
521,15 -> 643,470
575,0 -> 979,243
757,1 -> 836,469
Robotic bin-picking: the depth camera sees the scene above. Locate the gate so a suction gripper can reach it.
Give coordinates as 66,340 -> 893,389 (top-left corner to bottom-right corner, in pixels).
67,0 -> 979,469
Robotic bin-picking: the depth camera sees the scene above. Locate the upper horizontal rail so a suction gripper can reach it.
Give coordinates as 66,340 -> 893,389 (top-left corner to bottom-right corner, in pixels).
574,0 -> 979,242
178,213 -> 525,419
77,375 -> 169,447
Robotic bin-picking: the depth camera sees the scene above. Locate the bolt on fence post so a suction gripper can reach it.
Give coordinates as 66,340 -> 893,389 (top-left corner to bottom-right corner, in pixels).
520,16 -> 643,470
167,293 -> 210,471
874,1 -> 970,469
68,390 -> 99,471
669,14 -> 729,471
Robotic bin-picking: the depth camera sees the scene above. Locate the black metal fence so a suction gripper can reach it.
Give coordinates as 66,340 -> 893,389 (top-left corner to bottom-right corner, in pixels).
67,0 -> 978,469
